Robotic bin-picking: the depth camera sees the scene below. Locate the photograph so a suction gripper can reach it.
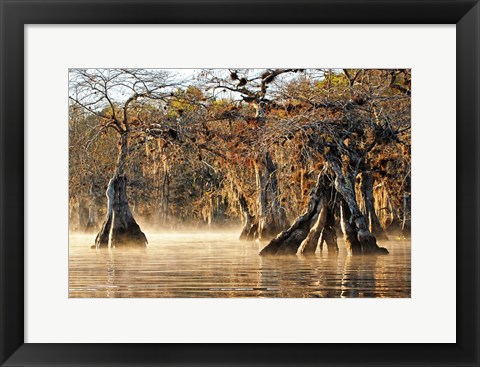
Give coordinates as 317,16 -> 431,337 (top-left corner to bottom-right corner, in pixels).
68,68 -> 411,298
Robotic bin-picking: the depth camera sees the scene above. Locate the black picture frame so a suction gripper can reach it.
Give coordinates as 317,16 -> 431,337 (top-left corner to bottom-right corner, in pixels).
1,1 -> 478,366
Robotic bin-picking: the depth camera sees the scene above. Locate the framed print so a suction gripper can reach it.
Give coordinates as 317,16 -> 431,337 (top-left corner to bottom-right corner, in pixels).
1,0 -> 479,366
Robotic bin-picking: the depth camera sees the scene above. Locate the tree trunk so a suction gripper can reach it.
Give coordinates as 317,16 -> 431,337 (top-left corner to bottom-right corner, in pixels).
328,158 -> 388,255
85,202 -> 98,232
248,100 -> 288,240
340,200 -> 362,255
94,175 -> 148,248
70,197 -> 79,231
401,192 -> 411,238
254,153 -> 288,240
78,197 -> 89,231
359,172 -> 388,240
238,193 -> 257,240
94,177 -> 115,248
260,172 -> 329,256
160,155 -> 170,225
130,195 -> 137,217
373,182 -> 395,230
154,144 -> 170,227
319,226 -> 338,253
94,133 -> 147,249
296,196 -> 328,255
319,209 -> 339,254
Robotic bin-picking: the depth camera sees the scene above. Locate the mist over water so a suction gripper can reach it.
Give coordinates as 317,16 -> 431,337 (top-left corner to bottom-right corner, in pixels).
69,230 -> 411,298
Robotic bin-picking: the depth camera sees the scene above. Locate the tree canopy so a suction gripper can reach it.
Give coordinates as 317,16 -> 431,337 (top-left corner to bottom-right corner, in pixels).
69,68 -> 411,253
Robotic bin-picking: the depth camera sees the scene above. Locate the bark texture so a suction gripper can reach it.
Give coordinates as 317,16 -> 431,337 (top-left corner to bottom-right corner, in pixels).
94,133 -> 147,249
238,193 -> 257,240
94,176 -> 148,248
340,200 -> 362,255
254,153 -> 289,240
401,192 -> 411,238
358,172 -> 388,240
296,197 -> 328,255
373,182 -> 394,229
319,210 -> 339,254
260,172 -> 333,256
327,156 -> 388,255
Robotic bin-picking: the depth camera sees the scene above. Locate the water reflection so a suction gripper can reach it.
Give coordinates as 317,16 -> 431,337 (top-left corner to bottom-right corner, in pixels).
341,256 -> 377,298
69,231 -> 411,298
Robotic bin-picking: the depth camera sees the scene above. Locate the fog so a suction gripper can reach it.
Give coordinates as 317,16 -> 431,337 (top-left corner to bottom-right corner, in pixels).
69,230 -> 411,298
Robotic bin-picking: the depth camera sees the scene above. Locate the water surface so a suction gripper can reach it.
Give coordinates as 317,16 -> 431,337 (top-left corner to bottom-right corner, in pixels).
69,230 -> 411,298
